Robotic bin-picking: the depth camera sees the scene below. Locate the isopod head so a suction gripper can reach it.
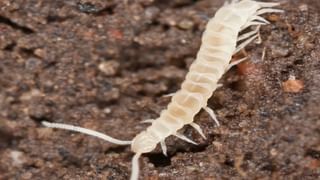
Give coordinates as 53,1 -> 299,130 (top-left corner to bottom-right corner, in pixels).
131,131 -> 158,153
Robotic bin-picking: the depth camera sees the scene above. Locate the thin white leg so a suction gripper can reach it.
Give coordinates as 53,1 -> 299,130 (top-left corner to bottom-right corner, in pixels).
203,107 -> 220,127
162,92 -> 175,97
233,34 -> 259,54
160,140 -> 168,156
248,15 -> 270,24
174,133 -> 198,145
237,27 -> 260,42
241,21 -> 267,31
140,119 -> 154,124
190,122 -> 206,139
226,57 -> 248,72
217,83 -> 223,88
255,8 -> 284,16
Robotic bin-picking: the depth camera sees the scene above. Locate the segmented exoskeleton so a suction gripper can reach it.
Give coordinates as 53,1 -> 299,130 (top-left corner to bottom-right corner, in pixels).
42,1 -> 283,179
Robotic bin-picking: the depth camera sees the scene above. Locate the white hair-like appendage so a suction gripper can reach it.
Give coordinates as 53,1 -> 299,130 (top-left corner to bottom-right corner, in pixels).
41,121 -> 132,145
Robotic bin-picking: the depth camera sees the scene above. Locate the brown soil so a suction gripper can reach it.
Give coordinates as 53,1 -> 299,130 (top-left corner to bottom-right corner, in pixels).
0,0 -> 319,179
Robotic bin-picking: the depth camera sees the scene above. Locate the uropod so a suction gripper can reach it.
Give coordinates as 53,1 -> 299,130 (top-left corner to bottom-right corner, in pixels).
42,1 -> 283,179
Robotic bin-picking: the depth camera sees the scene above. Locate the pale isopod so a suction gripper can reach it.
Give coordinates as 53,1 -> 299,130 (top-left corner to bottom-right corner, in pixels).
42,1 -> 283,179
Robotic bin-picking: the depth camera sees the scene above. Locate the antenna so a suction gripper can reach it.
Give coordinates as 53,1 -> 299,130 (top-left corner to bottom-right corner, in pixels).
41,121 -> 132,145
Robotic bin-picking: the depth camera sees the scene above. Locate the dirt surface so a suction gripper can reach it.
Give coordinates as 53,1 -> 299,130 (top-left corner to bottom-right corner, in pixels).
0,0 -> 319,179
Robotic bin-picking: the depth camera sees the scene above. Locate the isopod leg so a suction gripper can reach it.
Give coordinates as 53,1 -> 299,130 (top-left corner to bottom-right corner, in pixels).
217,83 -> 223,88
255,8 -> 284,16
248,15 -> 270,24
174,133 -> 198,145
241,21 -> 268,31
237,26 -> 260,42
160,140 -> 168,156
226,57 -> 248,72
162,92 -> 175,97
233,34 -> 259,54
190,122 -> 206,139
140,119 -> 154,124
203,107 -> 220,127
258,2 -> 281,8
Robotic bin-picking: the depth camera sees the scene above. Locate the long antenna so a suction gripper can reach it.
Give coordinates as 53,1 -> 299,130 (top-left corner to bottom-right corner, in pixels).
42,121 -> 132,145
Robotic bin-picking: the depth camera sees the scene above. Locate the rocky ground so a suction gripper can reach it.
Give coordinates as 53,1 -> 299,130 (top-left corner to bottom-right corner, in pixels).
0,0 -> 319,179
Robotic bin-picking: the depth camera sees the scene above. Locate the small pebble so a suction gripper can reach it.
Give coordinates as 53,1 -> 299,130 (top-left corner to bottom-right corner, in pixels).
98,60 -> 119,76
282,75 -> 304,93
212,141 -> 223,151
239,120 -> 248,128
103,108 -> 111,114
271,47 -> 290,57
98,87 -> 120,102
145,6 -> 160,20
270,148 -> 278,156
307,159 -> 320,170
178,19 -> 194,30
10,150 -> 25,166
186,165 -> 197,171
297,35 -> 314,50
77,2 -> 98,13
34,48 -> 46,58
237,60 -> 257,75
299,4 -> 308,11
20,89 -> 42,101
267,14 -> 280,22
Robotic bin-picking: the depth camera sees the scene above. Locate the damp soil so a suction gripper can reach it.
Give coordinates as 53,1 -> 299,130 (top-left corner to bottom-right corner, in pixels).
0,0 -> 319,179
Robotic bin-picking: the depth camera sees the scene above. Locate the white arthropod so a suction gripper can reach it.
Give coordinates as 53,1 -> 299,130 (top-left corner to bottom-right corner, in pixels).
42,1 -> 283,179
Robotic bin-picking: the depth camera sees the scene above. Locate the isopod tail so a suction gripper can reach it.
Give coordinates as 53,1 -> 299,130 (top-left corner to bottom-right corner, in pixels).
41,121 -> 132,145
